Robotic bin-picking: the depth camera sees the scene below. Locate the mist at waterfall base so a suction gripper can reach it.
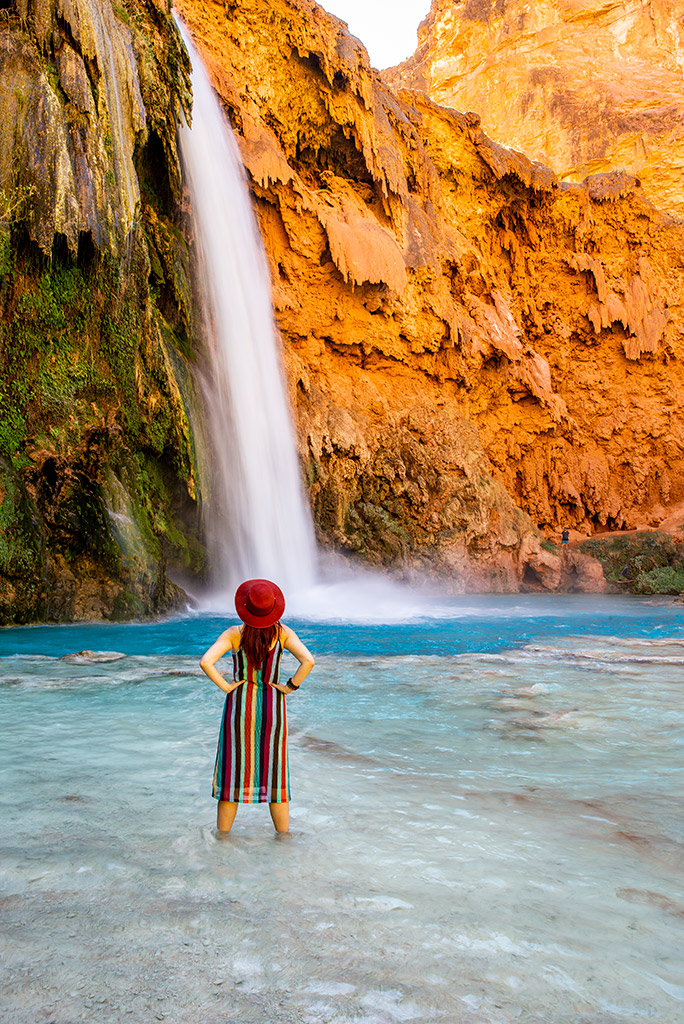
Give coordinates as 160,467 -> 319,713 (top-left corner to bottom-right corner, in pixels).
2,598 -> 684,1023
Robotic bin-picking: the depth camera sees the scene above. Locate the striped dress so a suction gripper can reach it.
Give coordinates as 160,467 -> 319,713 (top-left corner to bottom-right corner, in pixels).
212,638 -> 290,803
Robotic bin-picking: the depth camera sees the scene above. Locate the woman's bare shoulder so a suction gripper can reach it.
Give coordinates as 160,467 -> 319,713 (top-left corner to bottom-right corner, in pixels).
221,624 -> 242,645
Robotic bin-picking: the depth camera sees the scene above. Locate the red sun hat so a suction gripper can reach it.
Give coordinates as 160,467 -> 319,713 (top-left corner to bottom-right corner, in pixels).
235,579 -> 285,628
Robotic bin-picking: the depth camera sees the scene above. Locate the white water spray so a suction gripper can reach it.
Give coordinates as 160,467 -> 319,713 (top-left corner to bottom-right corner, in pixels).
176,19 -> 317,598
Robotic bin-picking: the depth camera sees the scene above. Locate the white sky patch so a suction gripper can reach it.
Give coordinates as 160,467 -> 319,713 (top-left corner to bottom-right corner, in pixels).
318,0 -> 432,69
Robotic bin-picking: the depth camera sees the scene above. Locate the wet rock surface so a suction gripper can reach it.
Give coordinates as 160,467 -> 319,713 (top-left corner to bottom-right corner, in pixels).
0,1 -> 144,254
0,0 -> 202,624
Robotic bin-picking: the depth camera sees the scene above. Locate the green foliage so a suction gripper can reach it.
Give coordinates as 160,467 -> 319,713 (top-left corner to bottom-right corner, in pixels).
541,538 -> 558,554
0,404 -> 27,457
0,226 -> 12,277
13,265 -> 90,358
580,532 -> 684,595
633,565 -> 684,595
102,301 -> 140,427
0,258 -> 148,452
38,346 -> 108,411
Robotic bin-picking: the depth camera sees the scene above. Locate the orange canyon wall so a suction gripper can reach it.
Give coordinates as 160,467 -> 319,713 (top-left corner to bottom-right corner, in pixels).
176,0 -> 684,590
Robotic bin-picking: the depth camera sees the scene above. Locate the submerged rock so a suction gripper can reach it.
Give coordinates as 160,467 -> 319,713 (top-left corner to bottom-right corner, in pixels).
60,650 -> 126,663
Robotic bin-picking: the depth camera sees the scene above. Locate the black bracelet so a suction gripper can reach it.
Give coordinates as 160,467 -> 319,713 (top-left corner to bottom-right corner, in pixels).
286,677 -> 300,690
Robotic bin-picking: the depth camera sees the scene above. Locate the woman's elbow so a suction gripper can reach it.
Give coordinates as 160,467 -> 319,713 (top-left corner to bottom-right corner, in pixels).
306,655 -> 315,670
199,657 -> 211,673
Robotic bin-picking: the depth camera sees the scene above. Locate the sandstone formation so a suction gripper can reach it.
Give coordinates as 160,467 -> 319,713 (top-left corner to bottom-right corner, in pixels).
175,0 -> 682,587
386,0 -> 684,219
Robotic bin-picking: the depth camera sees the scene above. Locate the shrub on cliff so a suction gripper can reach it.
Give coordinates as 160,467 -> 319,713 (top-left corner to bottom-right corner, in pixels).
632,566 -> 684,596
579,532 -> 684,595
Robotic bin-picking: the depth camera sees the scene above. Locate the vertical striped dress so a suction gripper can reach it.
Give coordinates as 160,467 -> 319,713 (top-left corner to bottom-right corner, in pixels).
212,638 -> 290,803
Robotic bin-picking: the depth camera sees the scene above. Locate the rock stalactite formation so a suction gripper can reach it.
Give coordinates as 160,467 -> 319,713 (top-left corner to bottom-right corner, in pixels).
175,0 -> 683,590
386,0 -> 684,220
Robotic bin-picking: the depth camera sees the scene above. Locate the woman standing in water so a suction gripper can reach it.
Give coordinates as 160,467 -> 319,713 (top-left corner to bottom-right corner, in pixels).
200,579 -> 315,834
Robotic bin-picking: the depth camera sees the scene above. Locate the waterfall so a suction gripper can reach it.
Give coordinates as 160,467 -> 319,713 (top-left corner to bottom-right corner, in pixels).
86,0 -> 145,232
175,19 -> 317,599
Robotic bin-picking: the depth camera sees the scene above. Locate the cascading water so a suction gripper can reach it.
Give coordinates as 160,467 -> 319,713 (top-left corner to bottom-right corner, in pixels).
88,0 -> 144,231
175,18 -> 317,599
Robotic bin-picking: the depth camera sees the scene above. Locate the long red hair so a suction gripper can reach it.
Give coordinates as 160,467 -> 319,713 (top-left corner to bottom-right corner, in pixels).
239,622 -> 281,668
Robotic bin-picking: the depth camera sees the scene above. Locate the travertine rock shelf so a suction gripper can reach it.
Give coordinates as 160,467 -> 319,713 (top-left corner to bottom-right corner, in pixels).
175,0 -> 683,590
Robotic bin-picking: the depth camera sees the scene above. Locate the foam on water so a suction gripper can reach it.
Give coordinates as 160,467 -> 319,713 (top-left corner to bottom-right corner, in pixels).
1,609 -> 683,1023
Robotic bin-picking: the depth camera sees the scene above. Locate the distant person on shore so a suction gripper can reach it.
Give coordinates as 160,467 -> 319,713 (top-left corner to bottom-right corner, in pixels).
561,528 -> 570,545
200,579 -> 315,834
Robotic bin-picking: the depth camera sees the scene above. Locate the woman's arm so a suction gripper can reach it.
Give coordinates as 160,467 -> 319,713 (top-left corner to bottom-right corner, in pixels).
200,626 -> 242,694
271,625 -> 315,694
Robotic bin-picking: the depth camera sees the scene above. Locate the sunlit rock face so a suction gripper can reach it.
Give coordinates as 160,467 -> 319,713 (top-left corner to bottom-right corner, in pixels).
386,0 -> 684,220
175,0 -> 683,589
3,0 -> 683,617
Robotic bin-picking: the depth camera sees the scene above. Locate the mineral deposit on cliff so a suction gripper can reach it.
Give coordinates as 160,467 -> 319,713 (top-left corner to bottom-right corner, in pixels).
0,0 -> 203,623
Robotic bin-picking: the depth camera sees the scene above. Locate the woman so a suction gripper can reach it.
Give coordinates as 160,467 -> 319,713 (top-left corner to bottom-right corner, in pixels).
200,578 -> 315,834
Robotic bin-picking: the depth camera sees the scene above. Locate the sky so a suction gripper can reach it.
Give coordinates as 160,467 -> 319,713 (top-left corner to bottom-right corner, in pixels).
318,0 -> 432,69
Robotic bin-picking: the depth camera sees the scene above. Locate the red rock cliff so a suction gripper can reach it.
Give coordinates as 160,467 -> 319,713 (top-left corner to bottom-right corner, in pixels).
176,0 -> 684,591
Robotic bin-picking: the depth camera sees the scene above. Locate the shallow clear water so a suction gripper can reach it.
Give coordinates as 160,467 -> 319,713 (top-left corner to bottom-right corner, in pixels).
2,596 -> 683,1023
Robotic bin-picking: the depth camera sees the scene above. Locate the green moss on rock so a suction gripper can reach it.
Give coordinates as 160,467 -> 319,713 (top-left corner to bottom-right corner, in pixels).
0,0 -> 207,624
